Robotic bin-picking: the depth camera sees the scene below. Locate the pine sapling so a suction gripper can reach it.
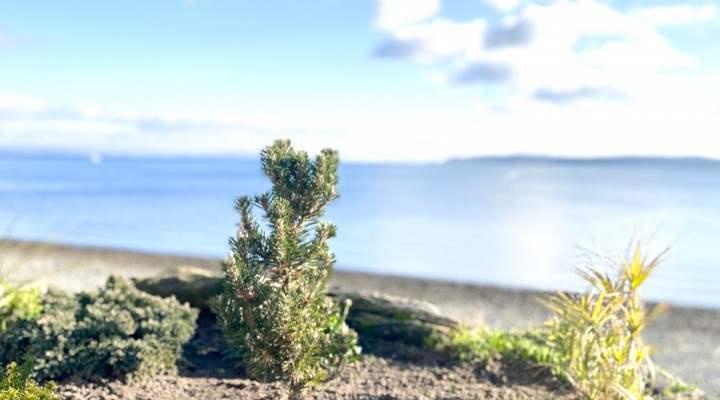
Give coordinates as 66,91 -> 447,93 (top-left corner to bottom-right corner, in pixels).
213,140 -> 360,400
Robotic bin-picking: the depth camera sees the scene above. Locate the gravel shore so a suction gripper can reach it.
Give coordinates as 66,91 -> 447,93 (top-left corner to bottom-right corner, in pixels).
2,239 -> 719,398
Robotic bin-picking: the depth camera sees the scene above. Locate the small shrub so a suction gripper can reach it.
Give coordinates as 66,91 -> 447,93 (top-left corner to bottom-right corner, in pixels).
539,245 -> 664,400
0,275 -> 198,381
0,362 -> 58,400
214,140 -> 360,400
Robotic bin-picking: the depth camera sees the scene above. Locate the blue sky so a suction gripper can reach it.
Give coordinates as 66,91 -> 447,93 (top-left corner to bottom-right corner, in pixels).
1,0 -> 718,162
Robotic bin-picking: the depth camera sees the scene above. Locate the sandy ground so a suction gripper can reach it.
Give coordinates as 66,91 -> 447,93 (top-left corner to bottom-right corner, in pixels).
2,239 -> 719,397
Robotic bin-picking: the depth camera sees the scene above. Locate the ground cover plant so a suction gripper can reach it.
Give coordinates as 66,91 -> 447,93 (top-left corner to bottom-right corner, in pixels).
214,140 -> 360,399
430,326 -> 563,374
0,362 -> 58,400
0,275 -> 198,382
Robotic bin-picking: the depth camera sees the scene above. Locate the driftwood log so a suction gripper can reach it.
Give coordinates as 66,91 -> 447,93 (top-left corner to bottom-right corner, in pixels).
133,266 -> 460,345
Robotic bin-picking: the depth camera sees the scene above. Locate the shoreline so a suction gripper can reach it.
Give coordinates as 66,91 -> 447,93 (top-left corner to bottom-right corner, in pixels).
2,239 -> 720,396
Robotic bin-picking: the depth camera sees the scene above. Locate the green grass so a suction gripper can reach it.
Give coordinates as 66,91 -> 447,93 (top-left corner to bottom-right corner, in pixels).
430,326 -> 563,373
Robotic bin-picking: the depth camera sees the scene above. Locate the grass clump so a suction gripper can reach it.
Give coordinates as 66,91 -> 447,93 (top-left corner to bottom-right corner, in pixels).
0,275 -> 198,382
430,326 -> 562,374
214,140 -> 360,400
0,362 -> 58,400
662,380 -> 701,399
539,245 -> 664,400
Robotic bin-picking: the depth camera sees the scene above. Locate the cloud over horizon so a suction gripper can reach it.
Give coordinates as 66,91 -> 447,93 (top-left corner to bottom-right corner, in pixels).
2,84 -> 718,163
0,92 -> 275,157
0,91 -> 342,160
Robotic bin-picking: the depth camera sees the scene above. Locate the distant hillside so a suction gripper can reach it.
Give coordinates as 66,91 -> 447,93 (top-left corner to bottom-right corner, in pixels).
446,155 -> 720,168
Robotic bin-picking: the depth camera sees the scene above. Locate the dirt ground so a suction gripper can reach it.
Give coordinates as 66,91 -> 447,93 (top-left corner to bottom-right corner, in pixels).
56,312 -> 580,400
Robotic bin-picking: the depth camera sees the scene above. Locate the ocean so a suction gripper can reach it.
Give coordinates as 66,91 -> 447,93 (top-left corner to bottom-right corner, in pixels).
2,152 -> 719,308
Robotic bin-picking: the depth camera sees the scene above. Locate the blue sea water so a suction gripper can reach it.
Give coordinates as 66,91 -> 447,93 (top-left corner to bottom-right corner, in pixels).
2,152 -> 720,308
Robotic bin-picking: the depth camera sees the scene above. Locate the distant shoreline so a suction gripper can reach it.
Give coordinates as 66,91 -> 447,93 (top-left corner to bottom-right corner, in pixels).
446,154 -> 720,166
4,148 -> 720,166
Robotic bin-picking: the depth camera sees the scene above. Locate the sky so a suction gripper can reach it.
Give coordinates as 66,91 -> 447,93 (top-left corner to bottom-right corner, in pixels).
0,0 -> 718,162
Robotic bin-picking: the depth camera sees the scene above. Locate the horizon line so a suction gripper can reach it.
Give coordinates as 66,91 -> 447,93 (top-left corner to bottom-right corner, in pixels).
2,147 -> 720,165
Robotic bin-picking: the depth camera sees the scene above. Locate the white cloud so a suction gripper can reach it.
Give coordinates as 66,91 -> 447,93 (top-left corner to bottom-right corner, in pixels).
0,93 -> 351,158
631,4 -> 718,27
484,19 -> 534,49
362,0 -> 720,160
0,93 -> 46,115
373,0 -> 704,105
79,104 -> 103,119
479,0 -> 525,12
1,88 -> 719,162
579,36 -> 696,71
377,18 -> 486,61
375,0 -> 440,30
513,0 -> 698,95
333,92 -> 720,161
464,90 -> 720,159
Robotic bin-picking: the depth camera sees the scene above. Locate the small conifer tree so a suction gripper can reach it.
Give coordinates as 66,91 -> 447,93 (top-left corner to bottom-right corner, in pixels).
214,140 -> 359,400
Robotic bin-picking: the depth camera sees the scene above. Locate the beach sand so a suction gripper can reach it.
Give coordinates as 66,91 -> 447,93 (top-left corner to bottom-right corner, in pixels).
2,239 -> 719,397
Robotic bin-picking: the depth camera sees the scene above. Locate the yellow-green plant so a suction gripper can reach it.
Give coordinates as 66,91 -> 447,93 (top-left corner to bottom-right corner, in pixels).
540,246 -> 665,400
0,282 -> 41,331
0,241 -> 43,331
0,362 -> 58,400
